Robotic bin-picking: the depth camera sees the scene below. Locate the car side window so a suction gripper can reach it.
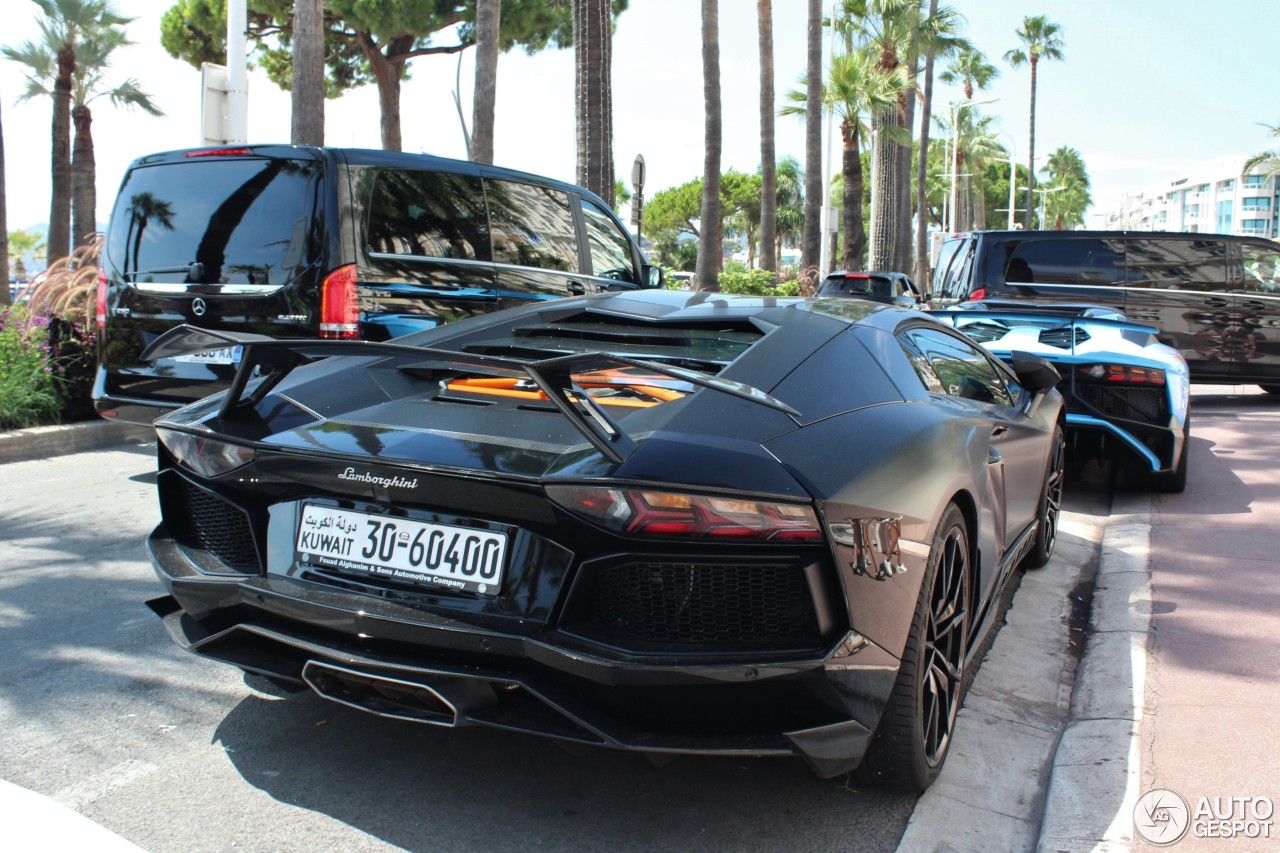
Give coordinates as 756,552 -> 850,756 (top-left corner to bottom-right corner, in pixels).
1002,238 -> 1125,286
1127,238 -> 1226,291
1239,241 -> 1280,294
905,328 -> 1014,407
579,199 -> 637,282
936,240 -> 973,301
486,180 -> 580,272
365,170 -> 489,260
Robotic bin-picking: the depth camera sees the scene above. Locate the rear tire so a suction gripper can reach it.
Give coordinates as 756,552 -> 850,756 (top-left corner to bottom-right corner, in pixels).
858,503 -> 971,792
1022,426 -> 1065,569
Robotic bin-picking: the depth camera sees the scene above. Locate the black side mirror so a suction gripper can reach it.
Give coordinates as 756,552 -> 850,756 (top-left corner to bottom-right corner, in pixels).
643,265 -> 665,289
1010,351 -> 1061,393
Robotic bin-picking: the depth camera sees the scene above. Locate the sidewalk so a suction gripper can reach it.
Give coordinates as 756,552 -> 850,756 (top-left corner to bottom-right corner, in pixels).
0,419 -> 152,464
1038,385 -> 1280,851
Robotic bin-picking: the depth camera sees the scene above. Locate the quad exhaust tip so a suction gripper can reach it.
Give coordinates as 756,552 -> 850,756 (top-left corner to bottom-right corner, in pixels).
302,661 -> 460,727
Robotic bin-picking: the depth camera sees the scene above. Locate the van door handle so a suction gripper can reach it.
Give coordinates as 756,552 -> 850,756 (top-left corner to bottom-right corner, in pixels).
566,281 -> 587,296
1202,297 -> 1230,308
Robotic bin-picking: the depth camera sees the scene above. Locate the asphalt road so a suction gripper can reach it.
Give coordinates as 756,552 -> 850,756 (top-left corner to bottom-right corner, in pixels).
1,442 -> 919,853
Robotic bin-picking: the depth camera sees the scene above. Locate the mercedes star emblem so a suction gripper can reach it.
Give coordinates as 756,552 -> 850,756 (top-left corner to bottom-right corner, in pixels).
192,297 -> 207,317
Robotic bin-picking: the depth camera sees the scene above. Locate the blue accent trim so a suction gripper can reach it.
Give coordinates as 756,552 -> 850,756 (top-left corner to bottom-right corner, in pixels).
1065,413 -> 1162,472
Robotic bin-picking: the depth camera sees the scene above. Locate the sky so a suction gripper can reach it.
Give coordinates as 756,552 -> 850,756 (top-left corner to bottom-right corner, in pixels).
2,0 -> 1279,234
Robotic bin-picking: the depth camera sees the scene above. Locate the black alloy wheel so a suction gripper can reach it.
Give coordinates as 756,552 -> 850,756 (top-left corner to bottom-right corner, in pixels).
1023,425 -> 1066,569
859,503 -> 972,791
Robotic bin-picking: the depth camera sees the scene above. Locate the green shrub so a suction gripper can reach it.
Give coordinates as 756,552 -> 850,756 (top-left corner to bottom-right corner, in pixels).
0,305 -> 64,430
718,268 -> 799,297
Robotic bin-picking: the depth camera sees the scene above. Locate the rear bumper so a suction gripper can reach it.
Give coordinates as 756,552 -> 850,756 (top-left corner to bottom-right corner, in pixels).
91,365 -> 175,426
148,526 -> 901,777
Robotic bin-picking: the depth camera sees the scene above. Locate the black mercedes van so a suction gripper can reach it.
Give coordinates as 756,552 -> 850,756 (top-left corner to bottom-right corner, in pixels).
930,230 -> 1280,389
93,145 -> 661,424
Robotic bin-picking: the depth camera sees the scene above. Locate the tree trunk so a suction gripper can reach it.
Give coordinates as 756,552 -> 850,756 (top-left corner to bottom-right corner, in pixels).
0,94 -> 8,306
359,32 -> 406,151
71,104 -> 95,250
896,81 -> 917,272
842,121 -> 865,270
1026,57 -> 1037,230
757,0 -> 776,274
48,43 -> 75,264
471,0 -> 500,163
574,0 -> 614,206
696,0 -> 722,290
291,0 -> 325,146
913,0 -> 939,286
801,0 -> 822,274
868,107 -> 899,270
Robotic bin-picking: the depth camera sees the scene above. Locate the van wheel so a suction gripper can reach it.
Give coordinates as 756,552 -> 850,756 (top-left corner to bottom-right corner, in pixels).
857,503 -> 970,792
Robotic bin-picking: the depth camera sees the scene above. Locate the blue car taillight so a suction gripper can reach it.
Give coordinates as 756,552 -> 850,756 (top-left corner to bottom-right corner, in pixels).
157,428 -> 255,478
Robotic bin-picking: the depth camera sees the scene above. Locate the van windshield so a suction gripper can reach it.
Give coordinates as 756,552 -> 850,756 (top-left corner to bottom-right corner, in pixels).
105,157 -> 320,287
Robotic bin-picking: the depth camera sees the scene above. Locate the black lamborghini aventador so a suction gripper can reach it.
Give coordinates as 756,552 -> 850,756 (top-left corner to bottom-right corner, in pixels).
142,289 -> 1065,791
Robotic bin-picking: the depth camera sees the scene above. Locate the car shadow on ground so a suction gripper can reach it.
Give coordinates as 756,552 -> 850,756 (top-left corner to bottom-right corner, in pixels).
212,689 -> 916,851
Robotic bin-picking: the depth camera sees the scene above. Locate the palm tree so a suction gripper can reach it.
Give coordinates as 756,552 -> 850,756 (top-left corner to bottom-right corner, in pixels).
471,0 -> 500,163
757,0 -> 777,274
574,0 -> 614,206
912,0 -> 938,287
802,0 -> 822,274
1243,122 -> 1280,183
123,192 -> 174,277
940,47 -> 998,100
291,0 -> 325,146
1004,15 -> 1065,230
3,0 -> 130,264
7,230 -> 47,282
697,0 -> 722,289
70,35 -> 162,250
0,95 -> 8,305
1040,145 -> 1091,229
775,155 -> 805,263
783,50 -> 907,270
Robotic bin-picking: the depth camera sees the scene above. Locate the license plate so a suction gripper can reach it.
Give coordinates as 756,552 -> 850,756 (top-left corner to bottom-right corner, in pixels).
173,345 -> 243,365
295,504 -> 506,595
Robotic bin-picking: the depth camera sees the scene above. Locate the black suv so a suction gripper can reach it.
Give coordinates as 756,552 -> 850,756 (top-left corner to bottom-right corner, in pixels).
93,145 -> 661,424
931,230 -> 1280,388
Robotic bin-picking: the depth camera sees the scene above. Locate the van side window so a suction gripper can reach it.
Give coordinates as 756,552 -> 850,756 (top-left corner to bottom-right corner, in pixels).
1003,239 -> 1125,286
1239,242 -> 1280,294
366,170 -> 489,260
936,239 -> 973,300
579,199 -> 637,282
1127,238 -> 1225,291
487,180 -> 580,271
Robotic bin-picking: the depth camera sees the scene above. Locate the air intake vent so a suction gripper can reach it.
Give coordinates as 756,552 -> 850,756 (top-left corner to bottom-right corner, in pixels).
580,561 -> 819,650
174,479 -> 261,571
1039,326 -> 1090,348
1077,384 -> 1168,423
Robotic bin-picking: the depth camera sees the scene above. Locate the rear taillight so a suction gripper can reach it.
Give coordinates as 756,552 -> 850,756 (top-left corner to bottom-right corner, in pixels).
319,264 -> 359,339
157,428 -> 255,478
96,266 -> 108,330
183,148 -> 253,157
546,485 -> 823,541
843,274 -> 870,279
970,288 -> 987,301
1077,364 -> 1166,385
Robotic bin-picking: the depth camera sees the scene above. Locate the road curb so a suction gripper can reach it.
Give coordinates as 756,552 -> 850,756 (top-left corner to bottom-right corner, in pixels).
1035,493 -> 1153,853
0,420 -> 153,465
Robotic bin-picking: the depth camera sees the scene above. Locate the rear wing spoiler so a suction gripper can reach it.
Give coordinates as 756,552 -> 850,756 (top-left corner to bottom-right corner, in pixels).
927,309 -> 1161,339
142,325 -> 799,465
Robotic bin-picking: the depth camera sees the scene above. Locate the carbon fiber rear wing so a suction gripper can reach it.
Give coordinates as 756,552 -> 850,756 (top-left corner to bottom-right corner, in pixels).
141,325 -> 799,464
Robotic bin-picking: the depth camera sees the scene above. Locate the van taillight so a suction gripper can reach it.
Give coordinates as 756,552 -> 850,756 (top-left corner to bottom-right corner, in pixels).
96,267 -> 108,330
970,288 -> 986,301
319,264 -> 359,339
183,148 -> 253,157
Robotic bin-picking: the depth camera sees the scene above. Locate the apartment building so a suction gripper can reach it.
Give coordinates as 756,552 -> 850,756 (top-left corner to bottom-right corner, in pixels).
1100,155 -> 1279,237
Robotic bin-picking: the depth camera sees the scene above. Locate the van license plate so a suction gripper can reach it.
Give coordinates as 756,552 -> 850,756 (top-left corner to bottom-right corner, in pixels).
295,504 -> 506,595
173,345 -> 243,365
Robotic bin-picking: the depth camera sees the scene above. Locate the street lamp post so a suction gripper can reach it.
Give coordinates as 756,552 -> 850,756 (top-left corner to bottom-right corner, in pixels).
1019,185 -> 1067,229
997,132 -> 1017,230
947,98 -> 998,233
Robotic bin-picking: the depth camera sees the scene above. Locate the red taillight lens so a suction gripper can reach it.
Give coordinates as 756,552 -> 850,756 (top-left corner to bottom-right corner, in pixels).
843,274 -> 870,279
319,264 -> 359,339
183,148 -> 253,157
96,266 -> 108,330
545,485 -> 823,541
970,288 -> 987,301
1077,364 -> 1166,385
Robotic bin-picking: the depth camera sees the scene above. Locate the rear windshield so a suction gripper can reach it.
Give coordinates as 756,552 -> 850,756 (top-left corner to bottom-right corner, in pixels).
105,157 -> 320,286
819,274 -> 899,297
